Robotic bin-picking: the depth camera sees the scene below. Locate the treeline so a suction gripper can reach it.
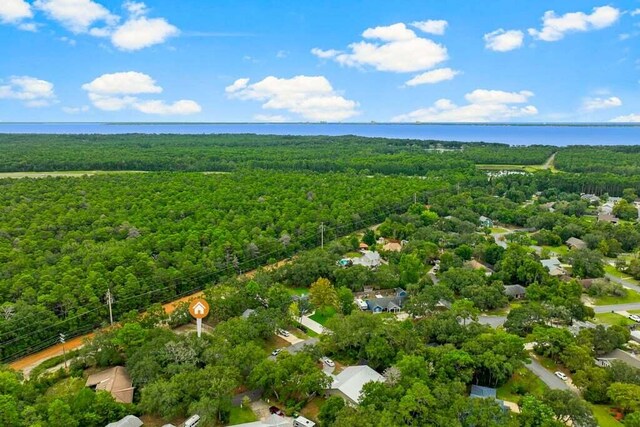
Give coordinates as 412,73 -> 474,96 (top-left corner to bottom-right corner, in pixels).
555,146 -> 640,176
0,170 -> 445,360
0,134 -> 554,174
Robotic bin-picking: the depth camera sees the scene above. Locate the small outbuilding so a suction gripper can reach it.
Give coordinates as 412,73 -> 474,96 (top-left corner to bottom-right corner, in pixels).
566,237 -> 587,250
85,366 -> 134,404
106,415 -> 143,427
503,285 -> 526,299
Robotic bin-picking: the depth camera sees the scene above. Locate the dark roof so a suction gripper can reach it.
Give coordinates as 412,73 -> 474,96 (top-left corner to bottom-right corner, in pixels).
566,237 -> 587,249
470,385 -> 497,398
503,284 -> 526,297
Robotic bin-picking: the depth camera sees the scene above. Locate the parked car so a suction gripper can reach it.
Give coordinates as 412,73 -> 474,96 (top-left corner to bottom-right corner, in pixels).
629,314 -> 640,323
269,406 -> 285,416
322,357 -> 335,367
554,371 -> 568,381
271,348 -> 282,357
278,329 -> 291,337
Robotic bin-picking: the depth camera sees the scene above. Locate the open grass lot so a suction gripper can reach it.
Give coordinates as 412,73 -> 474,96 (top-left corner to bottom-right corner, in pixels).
264,335 -> 291,354
496,367 -> 547,403
310,307 -> 337,326
591,405 -> 623,427
595,312 -> 636,327
541,245 -> 569,256
0,170 -> 146,179
605,265 -> 640,285
593,288 -> 640,306
490,227 -> 510,233
287,287 -> 310,296
228,405 -> 258,424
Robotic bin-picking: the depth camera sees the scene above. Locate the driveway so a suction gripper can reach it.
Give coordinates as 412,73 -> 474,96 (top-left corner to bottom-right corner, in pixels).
606,273 -> 640,293
285,338 -> 319,355
593,303 -> 640,313
300,314 -> 325,334
277,332 -> 303,345
525,358 -> 571,391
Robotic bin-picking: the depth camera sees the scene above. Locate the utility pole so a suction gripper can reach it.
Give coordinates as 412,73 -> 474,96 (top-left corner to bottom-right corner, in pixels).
59,333 -> 67,369
106,289 -> 114,326
320,222 -> 325,249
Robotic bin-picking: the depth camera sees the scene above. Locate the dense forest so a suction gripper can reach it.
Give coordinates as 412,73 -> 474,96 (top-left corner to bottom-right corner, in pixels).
0,170 -> 450,361
0,134 -> 555,173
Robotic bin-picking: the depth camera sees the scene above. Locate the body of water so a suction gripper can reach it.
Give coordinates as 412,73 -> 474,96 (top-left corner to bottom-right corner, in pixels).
0,122 -> 639,146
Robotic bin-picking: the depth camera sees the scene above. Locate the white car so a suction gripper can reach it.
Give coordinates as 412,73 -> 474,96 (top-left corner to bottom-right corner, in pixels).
322,357 -> 335,367
271,348 -> 282,357
629,315 -> 640,323
554,371 -> 568,381
278,329 -> 291,337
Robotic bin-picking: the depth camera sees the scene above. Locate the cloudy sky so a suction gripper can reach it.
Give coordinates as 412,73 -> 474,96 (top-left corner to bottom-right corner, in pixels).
1,0 -> 640,122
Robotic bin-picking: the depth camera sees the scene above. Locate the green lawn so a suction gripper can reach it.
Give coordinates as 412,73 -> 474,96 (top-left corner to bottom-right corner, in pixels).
496,367 -> 548,403
344,251 -> 362,258
595,312 -> 636,327
593,288 -> 640,306
228,405 -> 258,425
542,245 -> 569,256
591,405 -> 623,427
490,227 -> 509,233
287,287 -> 309,296
310,307 -> 337,326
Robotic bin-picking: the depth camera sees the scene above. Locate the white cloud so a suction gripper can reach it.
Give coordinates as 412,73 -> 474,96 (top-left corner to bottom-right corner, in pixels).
392,89 -> 537,122
82,71 -> 200,115
82,71 -> 162,94
411,20 -> 448,35
0,0 -> 32,23
311,22 -> 448,73
632,9 -> 640,17
610,114 -> 640,122
582,96 -> 622,111
133,99 -> 201,115
34,0 -> 118,33
484,29 -> 524,52
0,76 -> 56,107
404,68 -> 460,86
276,50 -> 288,59
111,16 -> 178,51
62,105 -> 89,113
528,5 -> 620,42
123,1 -> 147,18
226,75 -> 359,121
254,114 -> 288,122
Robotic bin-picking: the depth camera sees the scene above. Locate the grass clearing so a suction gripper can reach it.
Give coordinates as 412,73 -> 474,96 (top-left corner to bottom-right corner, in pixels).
490,227 -> 510,233
310,307 -> 337,326
300,396 -> 325,421
591,405 -> 623,427
264,335 -> 290,353
287,287 -> 309,296
542,245 -> 569,256
497,367 -> 548,403
605,265 -> 640,284
0,170 -> 146,179
595,312 -> 636,327
228,405 -> 258,424
593,288 -> 640,306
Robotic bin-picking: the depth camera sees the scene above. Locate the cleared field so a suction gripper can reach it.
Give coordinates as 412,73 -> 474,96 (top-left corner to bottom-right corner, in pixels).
0,170 -> 146,178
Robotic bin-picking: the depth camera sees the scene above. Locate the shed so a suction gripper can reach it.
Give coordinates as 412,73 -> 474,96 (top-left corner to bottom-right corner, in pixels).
85,366 -> 134,404
503,285 -> 526,299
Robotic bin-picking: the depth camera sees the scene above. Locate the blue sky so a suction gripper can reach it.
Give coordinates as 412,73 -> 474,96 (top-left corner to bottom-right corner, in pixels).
1,0 -> 639,122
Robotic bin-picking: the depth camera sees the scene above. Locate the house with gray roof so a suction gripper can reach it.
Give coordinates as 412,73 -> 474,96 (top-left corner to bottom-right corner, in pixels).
106,415 -> 143,427
503,284 -> 526,299
365,288 -> 407,313
470,385 -> 509,412
596,349 -> 640,369
479,216 -> 494,227
566,237 -> 587,250
329,365 -> 385,405
541,257 -> 566,277
351,251 -> 382,268
230,414 -> 291,427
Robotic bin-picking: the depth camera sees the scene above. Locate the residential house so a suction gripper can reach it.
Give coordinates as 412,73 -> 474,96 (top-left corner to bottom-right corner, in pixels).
230,414 -> 291,427
601,197 -> 623,215
465,259 -> 494,276
382,241 -> 402,252
631,330 -> 640,344
479,216 -> 494,227
598,213 -> 619,224
351,251 -> 382,268
328,365 -> 385,405
366,288 -> 408,313
541,258 -> 566,277
566,237 -> 587,250
469,385 -> 510,411
581,194 -> 601,204
503,284 -> 526,299
359,242 -> 369,251
106,415 -> 144,427
567,320 -> 597,336
595,349 -> 640,369
85,366 -> 134,404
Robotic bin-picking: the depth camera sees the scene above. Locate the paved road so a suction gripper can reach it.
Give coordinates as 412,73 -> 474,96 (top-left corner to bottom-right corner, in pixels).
541,152 -> 557,170
525,357 -> 571,391
300,314 -> 326,334
606,273 -> 640,293
593,303 -> 640,313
